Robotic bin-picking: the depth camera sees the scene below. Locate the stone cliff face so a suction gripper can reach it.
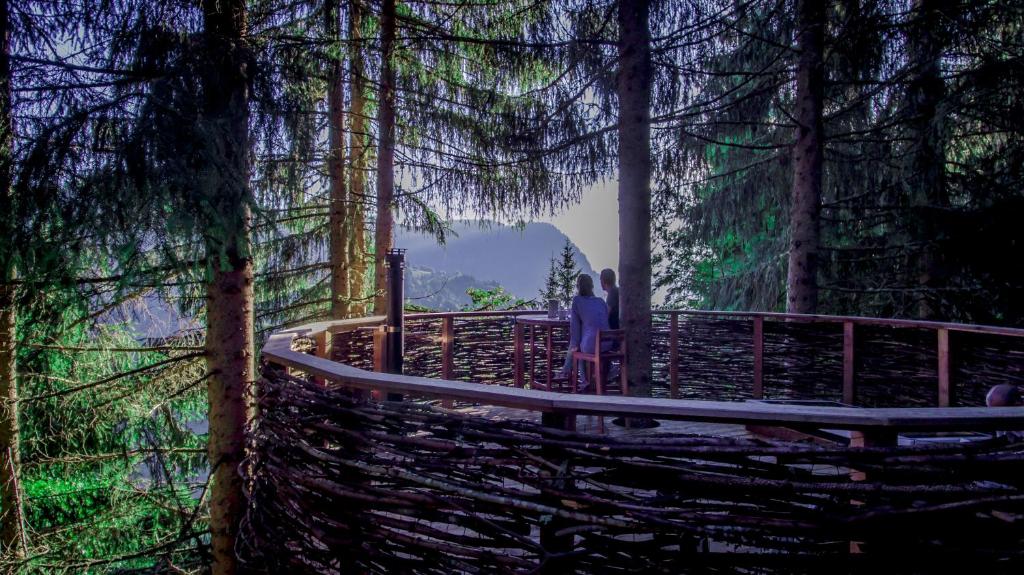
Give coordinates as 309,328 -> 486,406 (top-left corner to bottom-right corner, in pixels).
397,221 -> 597,305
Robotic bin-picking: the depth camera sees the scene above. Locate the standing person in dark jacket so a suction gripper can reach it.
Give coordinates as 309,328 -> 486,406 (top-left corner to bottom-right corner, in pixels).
601,268 -> 620,330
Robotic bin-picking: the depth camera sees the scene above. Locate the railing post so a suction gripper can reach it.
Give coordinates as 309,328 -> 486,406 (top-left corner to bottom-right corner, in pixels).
441,317 -> 455,409
371,325 -> 385,401
669,313 -> 679,399
373,325 -> 385,373
752,316 -> 764,399
313,330 -> 333,387
937,328 -> 952,407
842,321 -> 856,405
513,321 -> 525,388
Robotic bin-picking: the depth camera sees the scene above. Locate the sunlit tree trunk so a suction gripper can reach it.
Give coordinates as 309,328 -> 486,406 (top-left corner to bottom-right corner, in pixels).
0,0 -> 24,558
617,0 -> 653,398
0,283 -> 21,560
786,0 -> 825,314
326,0 -> 351,319
202,0 -> 253,573
373,0 -> 396,314
906,0 -> 949,320
348,0 -> 368,317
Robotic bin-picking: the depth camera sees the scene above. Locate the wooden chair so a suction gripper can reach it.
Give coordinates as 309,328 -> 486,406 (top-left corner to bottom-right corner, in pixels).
571,329 -> 628,432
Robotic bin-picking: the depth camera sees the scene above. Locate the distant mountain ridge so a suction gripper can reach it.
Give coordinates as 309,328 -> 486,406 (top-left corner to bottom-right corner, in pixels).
397,221 -> 597,303
404,266 -> 501,310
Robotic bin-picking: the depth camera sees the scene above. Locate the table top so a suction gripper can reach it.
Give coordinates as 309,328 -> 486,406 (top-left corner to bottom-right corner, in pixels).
516,314 -> 569,326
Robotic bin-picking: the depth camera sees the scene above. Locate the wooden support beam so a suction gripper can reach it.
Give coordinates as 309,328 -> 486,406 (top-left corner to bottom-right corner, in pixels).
752,317 -> 764,399
441,317 -> 454,409
849,429 -> 897,449
937,328 -> 951,407
539,411 -> 574,571
669,313 -> 679,399
842,321 -> 855,405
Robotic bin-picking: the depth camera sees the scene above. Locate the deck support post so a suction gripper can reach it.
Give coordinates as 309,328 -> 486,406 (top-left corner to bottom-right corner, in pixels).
937,328 -> 951,407
842,321 -> 855,405
669,313 -> 679,399
848,428 -> 897,554
539,411 -> 574,573
752,317 -> 764,399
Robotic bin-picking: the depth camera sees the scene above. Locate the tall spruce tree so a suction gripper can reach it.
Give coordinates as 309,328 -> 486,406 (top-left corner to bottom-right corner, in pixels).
201,1 -> 253,572
618,0 -> 654,397
0,0 -> 24,558
326,0 -> 352,320
786,0 -> 826,314
555,240 -> 581,308
373,0 -> 397,314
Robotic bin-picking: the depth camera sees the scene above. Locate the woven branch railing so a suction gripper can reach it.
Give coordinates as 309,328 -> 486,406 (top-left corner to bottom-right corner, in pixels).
242,371 -> 1024,574
322,311 -> 1024,408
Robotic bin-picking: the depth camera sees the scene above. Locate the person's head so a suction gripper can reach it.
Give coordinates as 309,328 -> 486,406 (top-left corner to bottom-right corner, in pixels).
986,384 -> 1022,407
600,268 -> 617,290
577,273 -> 595,297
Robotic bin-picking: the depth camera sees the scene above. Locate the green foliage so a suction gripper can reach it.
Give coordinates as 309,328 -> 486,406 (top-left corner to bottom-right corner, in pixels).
652,0 -> 1024,324
8,287 -> 208,573
462,286 -> 530,312
555,239 -> 581,308
538,257 -> 559,303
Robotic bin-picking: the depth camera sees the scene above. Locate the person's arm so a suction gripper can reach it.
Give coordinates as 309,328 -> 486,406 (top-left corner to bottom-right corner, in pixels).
569,296 -> 582,349
607,287 -> 620,329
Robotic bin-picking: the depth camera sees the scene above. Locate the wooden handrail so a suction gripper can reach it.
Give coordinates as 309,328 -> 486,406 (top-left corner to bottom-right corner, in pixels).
282,310 -> 1024,410
658,309 -> 1024,338
316,309 -> 1024,338
264,322 -> 1024,434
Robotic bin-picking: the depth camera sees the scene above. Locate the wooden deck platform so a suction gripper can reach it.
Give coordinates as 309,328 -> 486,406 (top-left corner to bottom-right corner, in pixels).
449,402 -> 753,439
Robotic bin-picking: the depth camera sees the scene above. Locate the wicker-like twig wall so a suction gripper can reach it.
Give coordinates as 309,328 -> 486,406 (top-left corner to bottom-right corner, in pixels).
328,313 -> 1024,406
242,371 -> 1024,574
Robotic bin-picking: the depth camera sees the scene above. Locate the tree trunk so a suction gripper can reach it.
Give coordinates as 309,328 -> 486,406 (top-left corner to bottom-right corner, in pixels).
373,0 -> 396,314
326,0 -> 351,319
906,0 -> 949,320
786,0 -> 825,314
202,1 -> 253,573
348,0 -> 368,317
0,283 -> 22,560
0,0 -> 24,558
617,0 -> 653,398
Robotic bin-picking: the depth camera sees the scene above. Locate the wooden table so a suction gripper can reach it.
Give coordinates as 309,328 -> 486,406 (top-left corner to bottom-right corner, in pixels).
513,314 -> 569,390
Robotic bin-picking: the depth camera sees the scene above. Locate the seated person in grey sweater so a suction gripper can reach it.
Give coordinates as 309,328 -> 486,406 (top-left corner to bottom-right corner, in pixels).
556,274 -> 611,389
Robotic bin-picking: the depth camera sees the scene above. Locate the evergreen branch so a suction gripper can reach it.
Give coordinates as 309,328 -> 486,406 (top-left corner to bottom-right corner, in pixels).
23,352 -> 206,403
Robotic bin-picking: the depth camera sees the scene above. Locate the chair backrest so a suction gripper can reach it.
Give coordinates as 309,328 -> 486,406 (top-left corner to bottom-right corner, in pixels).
593,329 -> 625,350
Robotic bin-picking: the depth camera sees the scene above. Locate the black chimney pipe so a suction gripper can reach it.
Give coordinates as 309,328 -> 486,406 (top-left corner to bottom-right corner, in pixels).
384,249 -> 405,400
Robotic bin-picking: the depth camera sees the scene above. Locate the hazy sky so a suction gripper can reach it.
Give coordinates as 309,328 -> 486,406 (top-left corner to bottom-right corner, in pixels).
535,180 -> 620,274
